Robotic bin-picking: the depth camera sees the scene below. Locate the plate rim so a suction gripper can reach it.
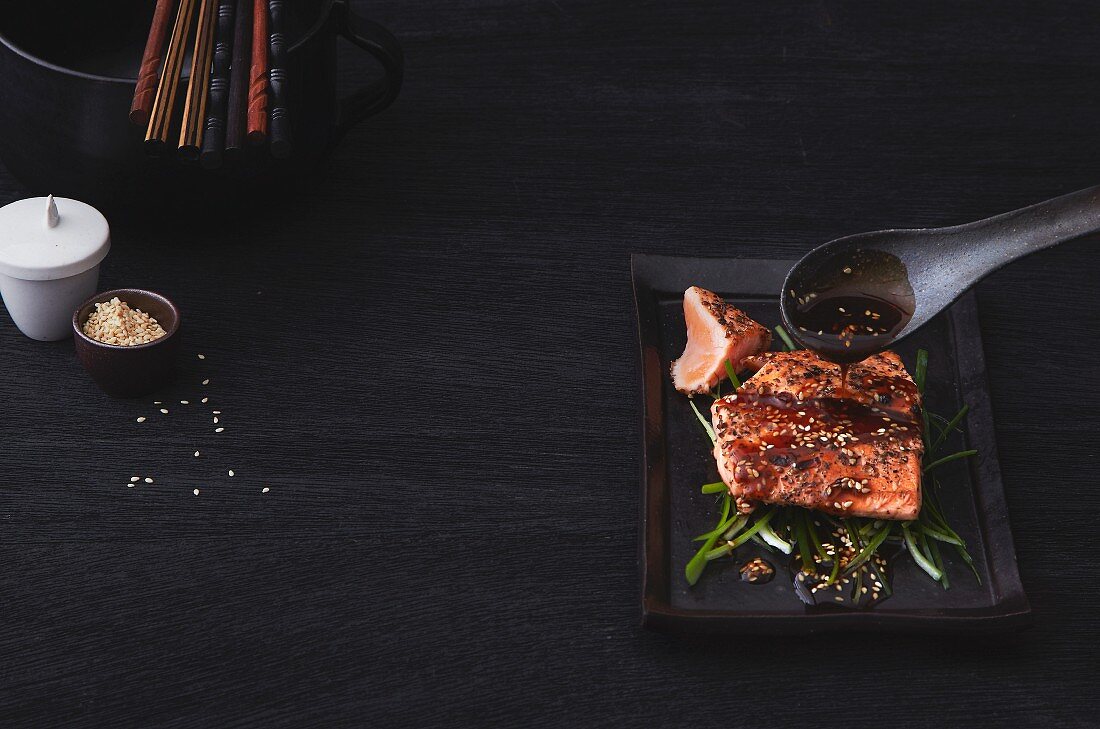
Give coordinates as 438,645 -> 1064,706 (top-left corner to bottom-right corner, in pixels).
631,253 -> 1032,635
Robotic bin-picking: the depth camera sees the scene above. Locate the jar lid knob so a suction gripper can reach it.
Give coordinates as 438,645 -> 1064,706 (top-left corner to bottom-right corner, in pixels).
45,195 -> 59,229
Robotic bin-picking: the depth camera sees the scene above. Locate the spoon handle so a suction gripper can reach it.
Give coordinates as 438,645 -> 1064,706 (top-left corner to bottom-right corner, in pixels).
945,185 -> 1100,276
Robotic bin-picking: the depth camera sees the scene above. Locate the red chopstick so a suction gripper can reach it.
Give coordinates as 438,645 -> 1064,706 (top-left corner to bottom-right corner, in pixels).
246,0 -> 269,142
130,0 -> 176,125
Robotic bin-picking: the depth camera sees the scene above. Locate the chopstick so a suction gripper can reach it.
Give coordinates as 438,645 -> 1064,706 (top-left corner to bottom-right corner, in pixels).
267,0 -> 291,158
130,0 -> 176,126
225,0 -> 252,159
247,0 -> 269,142
145,0 -> 197,149
200,0 -> 237,168
178,0 -> 218,159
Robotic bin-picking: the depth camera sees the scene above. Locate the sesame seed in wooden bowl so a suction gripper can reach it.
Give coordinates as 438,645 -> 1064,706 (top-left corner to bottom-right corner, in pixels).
72,288 -> 181,398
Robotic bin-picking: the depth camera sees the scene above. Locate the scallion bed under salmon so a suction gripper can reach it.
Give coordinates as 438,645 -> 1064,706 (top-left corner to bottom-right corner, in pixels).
672,286 -> 922,521
670,286 -> 979,596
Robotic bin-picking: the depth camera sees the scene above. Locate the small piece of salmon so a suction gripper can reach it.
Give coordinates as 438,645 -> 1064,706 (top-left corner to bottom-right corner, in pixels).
670,287 -> 771,395
711,350 -> 924,520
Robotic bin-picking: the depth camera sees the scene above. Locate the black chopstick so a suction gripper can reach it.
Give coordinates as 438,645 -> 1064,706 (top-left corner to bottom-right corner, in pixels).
267,0 -> 292,158
200,0 -> 236,168
224,0 -> 251,159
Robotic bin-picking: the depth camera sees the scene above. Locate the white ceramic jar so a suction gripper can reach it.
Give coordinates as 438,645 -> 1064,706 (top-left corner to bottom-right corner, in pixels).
0,196 -> 110,341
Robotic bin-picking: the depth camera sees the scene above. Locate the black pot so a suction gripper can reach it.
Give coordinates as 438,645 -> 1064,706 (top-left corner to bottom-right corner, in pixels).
0,0 -> 403,206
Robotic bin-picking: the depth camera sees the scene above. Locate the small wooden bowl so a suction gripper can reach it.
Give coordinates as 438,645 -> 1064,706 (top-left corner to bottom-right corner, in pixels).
72,288 -> 181,398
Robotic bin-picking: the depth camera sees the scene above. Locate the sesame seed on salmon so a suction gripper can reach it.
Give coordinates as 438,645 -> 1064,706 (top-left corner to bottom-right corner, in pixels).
711,350 -> 924,520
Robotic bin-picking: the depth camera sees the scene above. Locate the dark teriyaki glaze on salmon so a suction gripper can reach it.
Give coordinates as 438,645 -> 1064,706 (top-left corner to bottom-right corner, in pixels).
711,350 -> 923,520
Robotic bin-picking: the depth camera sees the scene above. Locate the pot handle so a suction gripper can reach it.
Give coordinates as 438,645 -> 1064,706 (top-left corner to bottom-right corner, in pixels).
332,1 -> 404,139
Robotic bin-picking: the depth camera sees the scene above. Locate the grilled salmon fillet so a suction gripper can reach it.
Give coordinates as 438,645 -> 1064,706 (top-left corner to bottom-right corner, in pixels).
711,350 -> 924,520
671,287 -> 771,395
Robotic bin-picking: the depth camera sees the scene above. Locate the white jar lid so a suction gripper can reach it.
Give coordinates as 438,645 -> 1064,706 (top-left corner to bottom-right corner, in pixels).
0,196 -> 111,281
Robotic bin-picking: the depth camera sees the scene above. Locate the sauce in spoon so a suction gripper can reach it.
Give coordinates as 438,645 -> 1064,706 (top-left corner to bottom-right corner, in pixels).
782,249 -> 916,364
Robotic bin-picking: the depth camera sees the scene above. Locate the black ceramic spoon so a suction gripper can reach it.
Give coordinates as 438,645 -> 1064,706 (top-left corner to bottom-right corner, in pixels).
779,185 -> 1100,363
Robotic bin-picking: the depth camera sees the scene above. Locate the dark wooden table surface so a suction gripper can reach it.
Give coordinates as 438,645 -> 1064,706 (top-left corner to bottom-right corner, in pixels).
2,1 -> 1098,726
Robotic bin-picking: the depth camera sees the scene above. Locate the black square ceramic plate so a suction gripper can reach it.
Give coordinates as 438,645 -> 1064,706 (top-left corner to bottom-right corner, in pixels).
632,254 -> 1031,634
